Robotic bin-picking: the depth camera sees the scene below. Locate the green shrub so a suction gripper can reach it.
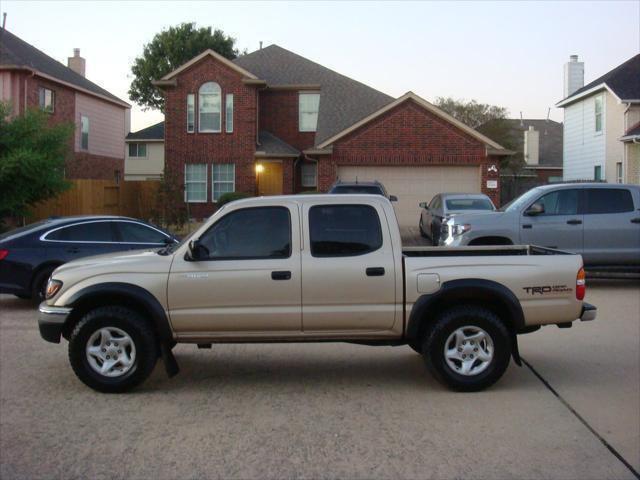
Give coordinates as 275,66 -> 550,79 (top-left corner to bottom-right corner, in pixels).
216,191 -> 252,207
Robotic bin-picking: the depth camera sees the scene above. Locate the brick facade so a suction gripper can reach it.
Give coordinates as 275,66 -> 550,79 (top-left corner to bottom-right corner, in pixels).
259,90 -> 315,151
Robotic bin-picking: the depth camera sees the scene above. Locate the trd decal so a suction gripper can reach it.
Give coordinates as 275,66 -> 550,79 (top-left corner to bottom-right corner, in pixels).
523,285 -> 572,295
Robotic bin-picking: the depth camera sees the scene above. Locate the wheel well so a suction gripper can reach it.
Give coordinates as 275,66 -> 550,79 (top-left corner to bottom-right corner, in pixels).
468,236 -> 513,246
30,262 -> 63,291
62,293 -> 157,340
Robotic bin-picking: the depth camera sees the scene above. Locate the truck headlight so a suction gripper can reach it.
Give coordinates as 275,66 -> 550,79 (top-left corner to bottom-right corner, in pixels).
45,279 -> 63,300
449,223 -> 471,237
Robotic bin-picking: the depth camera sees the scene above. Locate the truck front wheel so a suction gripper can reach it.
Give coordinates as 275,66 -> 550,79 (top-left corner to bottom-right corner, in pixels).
68,306 -> 158,393
422,306 -> 511,392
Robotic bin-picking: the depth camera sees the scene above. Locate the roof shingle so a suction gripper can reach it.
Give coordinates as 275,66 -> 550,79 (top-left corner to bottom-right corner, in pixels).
257,131 -> 300,156
126,121 -> 165,140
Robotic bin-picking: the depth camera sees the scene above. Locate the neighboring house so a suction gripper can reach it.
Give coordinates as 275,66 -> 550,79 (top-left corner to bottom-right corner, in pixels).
125,121 -> 165,181
0,29 -> 130,181
153,45 -> 510,225
557,54 -> 640,184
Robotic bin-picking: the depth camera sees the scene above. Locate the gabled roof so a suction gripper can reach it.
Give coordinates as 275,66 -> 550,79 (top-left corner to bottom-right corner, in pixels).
233,45 -> 394,146
256,131 -> 300,157
0,29 -> 129,107
557,54 -> 640,107
478,119 -> 563,167
126,121 -> 165,141
160,49 -> 258,81
316,91 -> 507,151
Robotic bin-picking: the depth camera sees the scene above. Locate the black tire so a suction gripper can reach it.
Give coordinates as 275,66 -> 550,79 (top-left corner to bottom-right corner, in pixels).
421,305 -> 511,392
31,267 -> 55,301
408,341 -> 422,354
13,293 -> 31,299
419,220 -> 428,239
68,306 -> 158,393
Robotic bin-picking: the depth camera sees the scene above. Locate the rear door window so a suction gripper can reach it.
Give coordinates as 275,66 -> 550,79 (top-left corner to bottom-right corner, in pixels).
45,222 -> 115,242
115,222 -> 168,244
309,204 -> 382,257
585,188 -> 635,214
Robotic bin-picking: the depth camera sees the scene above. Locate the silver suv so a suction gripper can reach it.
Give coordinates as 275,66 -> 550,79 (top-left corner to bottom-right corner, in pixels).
441,183 -> 640,269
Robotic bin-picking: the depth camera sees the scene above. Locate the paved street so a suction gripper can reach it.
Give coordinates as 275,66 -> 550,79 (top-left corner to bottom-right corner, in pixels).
1,281 -> 638,479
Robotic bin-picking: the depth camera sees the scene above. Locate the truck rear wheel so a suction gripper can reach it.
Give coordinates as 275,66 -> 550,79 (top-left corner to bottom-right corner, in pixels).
422,305 -> 511,392
68,306 -> 158,393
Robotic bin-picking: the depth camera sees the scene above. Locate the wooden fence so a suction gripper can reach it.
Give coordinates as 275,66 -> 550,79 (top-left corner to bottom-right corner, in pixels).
30,179 -> 160,221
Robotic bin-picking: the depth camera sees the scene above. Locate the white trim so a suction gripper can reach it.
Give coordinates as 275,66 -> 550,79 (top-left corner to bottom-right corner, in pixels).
40,219 -> 171,245
212,163 -> 236,202
184,164 -> 208,203
316,91 -> 506,150
161,49 -> 258,81
198,82 -> 222,133
556,83 -> 622,107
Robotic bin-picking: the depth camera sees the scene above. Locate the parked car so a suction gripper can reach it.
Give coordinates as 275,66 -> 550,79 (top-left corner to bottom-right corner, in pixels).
39,194 -> 595,393
419,193 -> 496,245
440,183 -> 640,270
328,180 -> 397,201
0,216 -> 178,301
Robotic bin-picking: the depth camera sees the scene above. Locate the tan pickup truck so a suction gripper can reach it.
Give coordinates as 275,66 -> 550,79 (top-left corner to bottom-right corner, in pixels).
38,195 -> 596,393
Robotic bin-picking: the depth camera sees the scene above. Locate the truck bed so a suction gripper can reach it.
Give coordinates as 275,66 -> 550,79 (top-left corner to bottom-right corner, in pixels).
402,245 -> 571,257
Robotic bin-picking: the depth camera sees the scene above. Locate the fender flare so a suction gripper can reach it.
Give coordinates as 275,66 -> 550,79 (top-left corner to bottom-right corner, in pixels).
65,282 -> 173,343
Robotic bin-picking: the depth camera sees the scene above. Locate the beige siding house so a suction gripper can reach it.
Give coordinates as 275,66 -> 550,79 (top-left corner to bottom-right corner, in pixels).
124,122 -> 165,181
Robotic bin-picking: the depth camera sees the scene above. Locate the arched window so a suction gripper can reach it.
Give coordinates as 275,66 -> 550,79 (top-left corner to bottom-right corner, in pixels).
199,82 -> 221,132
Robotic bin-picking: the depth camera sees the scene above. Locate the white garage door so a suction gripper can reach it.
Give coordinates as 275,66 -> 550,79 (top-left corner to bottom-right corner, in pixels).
337,165 -> 482,227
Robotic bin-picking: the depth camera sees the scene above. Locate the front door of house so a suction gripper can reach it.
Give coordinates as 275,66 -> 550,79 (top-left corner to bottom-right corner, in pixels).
258,162 -> 283,196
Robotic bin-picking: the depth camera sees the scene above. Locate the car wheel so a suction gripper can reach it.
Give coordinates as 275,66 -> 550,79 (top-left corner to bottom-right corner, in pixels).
419,219 -> 428,238
68,306 -> 158,393
31,267 -> 55,302
421,305 -> 511,392
13,293 -> 32,300
408,341 -> 422,354
431,225 -> 439,246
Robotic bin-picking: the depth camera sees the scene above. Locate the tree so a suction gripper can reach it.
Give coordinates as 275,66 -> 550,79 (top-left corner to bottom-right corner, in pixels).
129,23 -> 240,111
0,103 -> 73,220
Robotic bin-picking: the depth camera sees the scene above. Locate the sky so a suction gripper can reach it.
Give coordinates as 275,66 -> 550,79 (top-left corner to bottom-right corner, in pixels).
2,1 -> 638,132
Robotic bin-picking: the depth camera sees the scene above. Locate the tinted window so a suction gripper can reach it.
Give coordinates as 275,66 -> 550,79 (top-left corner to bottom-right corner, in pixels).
310,204 -> 382,257
446,198 -> 494,211
585,188 -> 634,214
330,185 -> 384,195
534,190 -> 579,215
429,196 -> 441,210
0,220 -> 53,241
46,222 -> 114,242
116,222 -> 168,244
199,207 -> 291,259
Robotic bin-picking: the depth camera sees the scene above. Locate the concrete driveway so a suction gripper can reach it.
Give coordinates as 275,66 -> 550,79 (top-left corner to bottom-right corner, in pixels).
0,281 -> 638,479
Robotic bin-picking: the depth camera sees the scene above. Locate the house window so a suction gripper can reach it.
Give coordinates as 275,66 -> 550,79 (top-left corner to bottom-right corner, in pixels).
225,94 -> 234,133
80,115 -> 89,150
616,162 -> 623,183
594,165 -> 602,181
212,164 -> 235,202
301,162 -> 317,187
128,143 -> 147,157
199,82 -> 221,132
299,92 -> 320,132
184,164 -> 207,203
594,95 -> 603,133
187,94 -> 195,133
39,87 -> 54,113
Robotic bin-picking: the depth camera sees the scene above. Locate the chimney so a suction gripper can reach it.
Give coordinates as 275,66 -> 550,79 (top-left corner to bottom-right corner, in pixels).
68,48 -> 85,77
524,125 -> 539,165
563,54 -> 584,98
259,41 -> 263,50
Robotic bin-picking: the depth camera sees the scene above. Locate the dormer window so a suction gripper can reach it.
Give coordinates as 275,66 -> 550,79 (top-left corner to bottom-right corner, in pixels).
199,82 -> 221,132
299,92 -> 320,132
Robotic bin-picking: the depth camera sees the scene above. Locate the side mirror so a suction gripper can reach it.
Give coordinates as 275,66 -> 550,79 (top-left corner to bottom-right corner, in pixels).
163,236 -> 176,245
419,202 -> 429,209
389,195 -> 398,202
188,239 -> 209,261
525,203 -> 545,216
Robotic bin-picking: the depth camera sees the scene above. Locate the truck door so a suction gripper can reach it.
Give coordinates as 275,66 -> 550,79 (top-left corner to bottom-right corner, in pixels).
167,203 -> 302,334
301,202 -> 397,332
519,188 -> 584,253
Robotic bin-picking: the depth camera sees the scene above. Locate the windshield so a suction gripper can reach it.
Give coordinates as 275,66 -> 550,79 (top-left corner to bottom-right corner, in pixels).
330,185 -> 384,195
446,198 -> 494,211
499,187 -> 544,212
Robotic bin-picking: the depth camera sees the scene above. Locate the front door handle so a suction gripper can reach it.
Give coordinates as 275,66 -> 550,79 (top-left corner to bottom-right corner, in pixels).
366,267 -> 385,277
631,218 -> 640,224
522,224 -> 532,229
271,271 -> 291,281
66,247 -> 80,254
567,219 -> 582,225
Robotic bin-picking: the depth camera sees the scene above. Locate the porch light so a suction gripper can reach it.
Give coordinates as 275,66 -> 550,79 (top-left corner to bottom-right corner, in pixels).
255,164 -> 264,173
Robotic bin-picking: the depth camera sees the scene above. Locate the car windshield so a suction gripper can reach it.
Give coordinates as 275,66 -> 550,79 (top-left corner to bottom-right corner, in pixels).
499,187 -> 544,212
445,198 -> 494,211
330,185 -> 384,195
0,219 -> 53,241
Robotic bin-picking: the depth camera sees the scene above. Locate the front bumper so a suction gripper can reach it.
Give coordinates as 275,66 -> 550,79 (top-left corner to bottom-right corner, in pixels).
580,302 -> 597,321
38,302 -> 72,343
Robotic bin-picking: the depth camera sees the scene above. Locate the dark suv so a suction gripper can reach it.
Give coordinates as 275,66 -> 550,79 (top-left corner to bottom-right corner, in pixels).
328,180 -> 397,201
0,216 -> 177,300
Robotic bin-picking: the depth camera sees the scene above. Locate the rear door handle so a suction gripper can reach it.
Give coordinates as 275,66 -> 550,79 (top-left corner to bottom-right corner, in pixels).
522,224 -> 532,229
566,219 -> 582,225
66,247 -> 80,253
631,218 -> 640,224
366,267 -> 385,277
271,271 -> 291,281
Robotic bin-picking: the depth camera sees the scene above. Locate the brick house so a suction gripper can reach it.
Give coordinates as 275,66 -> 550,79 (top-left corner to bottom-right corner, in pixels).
0,30 -> 130,181
154,45 -> 510,225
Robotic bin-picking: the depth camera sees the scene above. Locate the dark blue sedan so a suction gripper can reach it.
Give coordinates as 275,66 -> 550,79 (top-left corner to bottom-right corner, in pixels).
0,216 -> 178,300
